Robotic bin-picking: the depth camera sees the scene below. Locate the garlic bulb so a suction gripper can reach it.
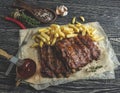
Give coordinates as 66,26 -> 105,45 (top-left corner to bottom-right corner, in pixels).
56,5 -> 68,16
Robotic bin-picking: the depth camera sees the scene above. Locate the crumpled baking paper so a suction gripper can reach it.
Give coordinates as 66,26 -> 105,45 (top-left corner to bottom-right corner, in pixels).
18,22 -> 120,90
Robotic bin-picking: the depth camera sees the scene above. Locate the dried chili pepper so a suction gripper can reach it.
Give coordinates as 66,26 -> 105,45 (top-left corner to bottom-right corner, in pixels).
0,15 -> 26,29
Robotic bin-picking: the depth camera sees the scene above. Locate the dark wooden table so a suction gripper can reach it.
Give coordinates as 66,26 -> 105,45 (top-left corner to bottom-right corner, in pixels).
0,0 -> 120,93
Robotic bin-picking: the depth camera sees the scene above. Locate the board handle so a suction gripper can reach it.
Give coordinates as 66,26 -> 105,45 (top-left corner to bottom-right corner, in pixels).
12,0 -> 33,13
0,49 -> 12,59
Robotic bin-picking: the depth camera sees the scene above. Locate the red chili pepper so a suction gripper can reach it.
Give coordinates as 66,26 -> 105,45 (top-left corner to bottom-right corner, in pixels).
4,16 -> 26,29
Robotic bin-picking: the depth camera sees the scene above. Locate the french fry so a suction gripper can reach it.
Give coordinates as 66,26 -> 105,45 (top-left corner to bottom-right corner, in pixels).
54,33 -> 59,38
51,29 -> 55,34
86,28 -> 93,36
79,25 -> 86,32
41,32 -> 50,41
38,28 -> 49,33
92,36 -> 104,41
59,37 -> 63,40
62,26 -> 74,34
60,26 -> 66,30
66,34 -> 77,38
75,23 -> 82,28
80,16 -> 85,22
58,29 -> 65,37
86,26 -> 96,34
82,30 -> 86,36
39,41 -> 44,47
32,21 -> 103,48
51,24 -> 60,29
51,37 -> 57,45
68,24 -> 79,33
37,35 -> 46,42
72,17 -> 76,24
47,27 -> 51,30
31,43 -> 39,48
76,21 -> 82,25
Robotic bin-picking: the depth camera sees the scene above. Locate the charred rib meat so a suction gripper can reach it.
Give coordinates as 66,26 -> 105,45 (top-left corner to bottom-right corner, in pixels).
38,34 -> 101,78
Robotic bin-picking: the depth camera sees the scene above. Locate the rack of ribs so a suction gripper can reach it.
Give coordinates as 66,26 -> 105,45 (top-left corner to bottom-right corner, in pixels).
38,46 -> 71,78
37,34 -> 101,78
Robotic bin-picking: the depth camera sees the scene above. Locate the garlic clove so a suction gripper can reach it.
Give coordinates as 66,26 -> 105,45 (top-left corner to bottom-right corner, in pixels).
56,8 -> 61,15
62,11 -> 68,16
56,5 -> 68,16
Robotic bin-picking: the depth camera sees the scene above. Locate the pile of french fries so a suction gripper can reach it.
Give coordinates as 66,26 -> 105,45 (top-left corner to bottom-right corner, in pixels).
31,22 -> 104,48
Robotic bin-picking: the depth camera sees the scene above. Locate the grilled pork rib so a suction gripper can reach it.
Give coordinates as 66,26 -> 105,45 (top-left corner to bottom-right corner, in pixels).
78,34 -> 100,60
38,46 -> 70,78
38,34 -> 101,78
38,47 -> 56,77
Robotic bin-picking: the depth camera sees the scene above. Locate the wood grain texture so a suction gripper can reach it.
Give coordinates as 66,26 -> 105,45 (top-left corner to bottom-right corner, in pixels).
0,0 -> 120,93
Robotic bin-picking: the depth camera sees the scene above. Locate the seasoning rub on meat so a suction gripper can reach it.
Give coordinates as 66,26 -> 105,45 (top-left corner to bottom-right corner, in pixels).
37,34 -> 101,78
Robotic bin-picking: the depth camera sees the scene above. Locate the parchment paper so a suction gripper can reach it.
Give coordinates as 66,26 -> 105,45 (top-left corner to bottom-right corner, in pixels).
19,22 -> 120,90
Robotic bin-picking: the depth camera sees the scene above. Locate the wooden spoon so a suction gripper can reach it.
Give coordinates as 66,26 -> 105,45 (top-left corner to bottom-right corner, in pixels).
12,0 -> 57,23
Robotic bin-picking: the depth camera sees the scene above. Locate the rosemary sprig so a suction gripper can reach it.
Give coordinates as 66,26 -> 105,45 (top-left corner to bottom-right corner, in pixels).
20,12 -> 40,27
86,65 -> 103,72
11,9 -> 40,27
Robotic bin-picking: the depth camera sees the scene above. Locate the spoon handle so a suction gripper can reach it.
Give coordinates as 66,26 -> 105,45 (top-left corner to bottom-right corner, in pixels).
0,49 -> 12,59
13,0 -> 33,13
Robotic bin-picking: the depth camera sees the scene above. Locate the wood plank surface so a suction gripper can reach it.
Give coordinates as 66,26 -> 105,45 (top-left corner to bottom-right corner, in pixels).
0,0 -> 120,93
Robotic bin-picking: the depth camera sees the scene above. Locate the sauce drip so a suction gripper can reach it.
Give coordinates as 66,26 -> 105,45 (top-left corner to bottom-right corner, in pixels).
17,58 -> 36,79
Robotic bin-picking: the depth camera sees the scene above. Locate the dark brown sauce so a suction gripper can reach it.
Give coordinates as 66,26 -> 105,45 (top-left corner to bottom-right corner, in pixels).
17,58 -> 36,79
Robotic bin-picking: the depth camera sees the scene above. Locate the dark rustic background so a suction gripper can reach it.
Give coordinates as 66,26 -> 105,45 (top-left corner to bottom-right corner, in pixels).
0,0 -> 120,93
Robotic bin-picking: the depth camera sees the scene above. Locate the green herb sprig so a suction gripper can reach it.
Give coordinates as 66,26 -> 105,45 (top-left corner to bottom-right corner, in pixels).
86,65 -> 103,72
11,9 -> 40,27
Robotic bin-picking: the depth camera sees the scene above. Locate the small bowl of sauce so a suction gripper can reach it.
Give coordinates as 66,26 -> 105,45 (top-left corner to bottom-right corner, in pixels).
17,58 -> 36,79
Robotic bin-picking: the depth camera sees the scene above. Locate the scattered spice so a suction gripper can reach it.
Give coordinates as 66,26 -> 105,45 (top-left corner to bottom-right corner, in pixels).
56,5 -> 68,16
33,9 -> 54,23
